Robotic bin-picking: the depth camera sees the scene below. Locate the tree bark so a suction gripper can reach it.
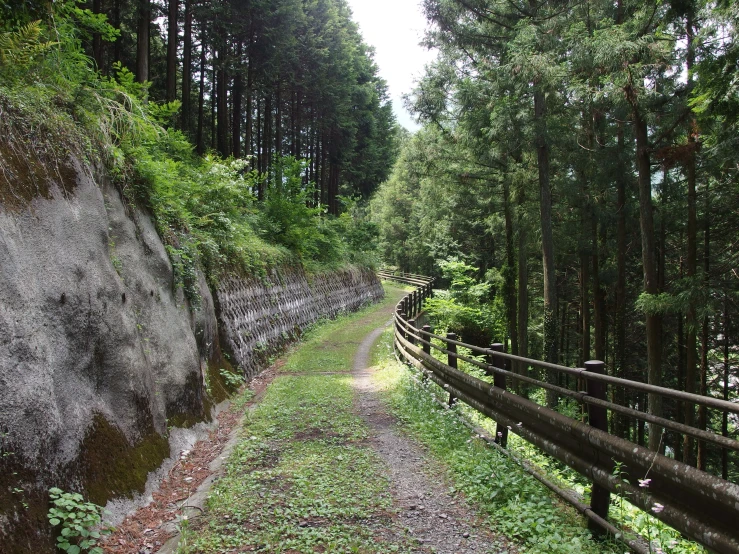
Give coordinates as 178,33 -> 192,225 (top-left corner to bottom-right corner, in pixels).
181,0 -> 192,134
166,0 -> 178,102
721,297 -> 729,480
517,195 -> 529,395
92,0 -> 103,71
697,183 -> 710,469
217,49 -> 229,157
504,177 -> 518,365
136,0 -> 151,83
534,87 -> 558,406
631,95 -> 663,452
113,0 -> 121,66
683,7 -> 699,467
196,27 -> 206,155
614,120 -> 629,438
232,42 -> 243,158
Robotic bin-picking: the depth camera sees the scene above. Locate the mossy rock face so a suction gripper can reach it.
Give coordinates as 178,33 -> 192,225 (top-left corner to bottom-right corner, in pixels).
0,412 -> 170,554
0,91 -> 84,211
75,413 -> 170,506
0,454 -> 56,554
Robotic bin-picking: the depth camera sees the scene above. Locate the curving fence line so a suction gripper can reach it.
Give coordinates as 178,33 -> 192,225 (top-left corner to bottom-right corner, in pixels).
378,270 -> 739,554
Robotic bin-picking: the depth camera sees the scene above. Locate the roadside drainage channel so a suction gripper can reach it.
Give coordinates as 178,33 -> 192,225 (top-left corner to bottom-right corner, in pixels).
156,382 -> 272,554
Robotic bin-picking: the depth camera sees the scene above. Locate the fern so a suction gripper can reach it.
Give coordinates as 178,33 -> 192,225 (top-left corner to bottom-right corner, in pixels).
0,20 -> 58,69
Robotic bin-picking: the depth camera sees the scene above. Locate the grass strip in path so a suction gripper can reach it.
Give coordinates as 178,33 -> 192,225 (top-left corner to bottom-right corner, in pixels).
281,283 -> 409,374
180,283 -> 415,553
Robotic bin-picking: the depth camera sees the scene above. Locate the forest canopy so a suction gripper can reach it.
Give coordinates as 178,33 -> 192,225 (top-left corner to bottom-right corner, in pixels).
370,0 -> 739,476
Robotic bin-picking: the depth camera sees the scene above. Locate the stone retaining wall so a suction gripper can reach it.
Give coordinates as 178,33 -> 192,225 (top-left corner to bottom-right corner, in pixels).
216,266 -> 384,377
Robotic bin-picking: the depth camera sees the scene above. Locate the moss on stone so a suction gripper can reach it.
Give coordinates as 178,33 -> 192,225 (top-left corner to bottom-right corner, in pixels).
76,413 -> 170,506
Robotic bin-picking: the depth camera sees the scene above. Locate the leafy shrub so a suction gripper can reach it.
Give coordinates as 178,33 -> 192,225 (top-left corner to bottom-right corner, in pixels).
425,259 -> 505,346
47,488 -> 111,554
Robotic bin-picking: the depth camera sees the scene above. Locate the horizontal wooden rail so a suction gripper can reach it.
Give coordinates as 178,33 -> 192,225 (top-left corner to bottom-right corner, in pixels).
381,272 -> 739,554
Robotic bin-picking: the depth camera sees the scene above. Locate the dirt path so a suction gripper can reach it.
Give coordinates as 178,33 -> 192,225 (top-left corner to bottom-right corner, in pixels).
104,287 -> 507,553
353,317 -> 501,554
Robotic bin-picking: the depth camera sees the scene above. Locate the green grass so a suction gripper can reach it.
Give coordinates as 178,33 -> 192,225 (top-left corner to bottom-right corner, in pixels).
281,282 -> 409,373
181,283 -> 412,553
371,326 -> 624,554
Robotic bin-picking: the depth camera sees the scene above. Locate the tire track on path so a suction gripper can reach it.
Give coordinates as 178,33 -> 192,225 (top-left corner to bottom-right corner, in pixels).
352,309 -> 504,553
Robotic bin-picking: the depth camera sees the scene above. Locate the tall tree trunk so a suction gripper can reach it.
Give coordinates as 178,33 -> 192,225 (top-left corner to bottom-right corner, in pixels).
697,184 -> 710,469
614,120 -> 629,438
581,221 -> 591,365
232,42 -> 243,158
181,0 -> 192,134
275,81 -> 283,183
631,95 -> 663,452
683,7 -> 700,467
217,51 -> 229,157
245,62 -> 253,163
275,82 -> 283,158
256,97 -> 263,192
517,196 -> 529,395
196,29 -> 205,155
136,0 -> 151,83
211,60 -> 217,151
320,133 -> 328,206
504,177 -> 518,363
92,0 -> 103,71
113,0 -> 121,65
592,218 -> 606,361
262,91 -> 272,185
721,297 -> 730,480
166,0 -> 178,102
534,87 -> 558,406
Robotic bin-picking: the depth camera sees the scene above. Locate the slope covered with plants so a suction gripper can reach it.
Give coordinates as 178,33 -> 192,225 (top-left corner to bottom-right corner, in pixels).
1,0 -> 398,288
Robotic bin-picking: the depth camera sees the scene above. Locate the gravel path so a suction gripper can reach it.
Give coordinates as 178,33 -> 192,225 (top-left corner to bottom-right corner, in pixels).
353,320 -> 508,554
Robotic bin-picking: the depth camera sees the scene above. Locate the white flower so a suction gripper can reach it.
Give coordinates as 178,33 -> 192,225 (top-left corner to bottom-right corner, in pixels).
651,503 -> 665,514
638,478 -> 651,488
496,432 -> 503,438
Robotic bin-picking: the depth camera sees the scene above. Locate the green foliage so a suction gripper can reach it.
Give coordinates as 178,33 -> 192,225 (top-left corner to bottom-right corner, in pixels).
425,259 -> 505,346
0,20 -> 57,71
218,367 -> 245,389
47,488 -> 111,554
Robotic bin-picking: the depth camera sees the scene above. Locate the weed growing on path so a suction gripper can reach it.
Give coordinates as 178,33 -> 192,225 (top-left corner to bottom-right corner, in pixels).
282,282 -> 408,374
371,327 -> 625,554
181,285 -> 414,553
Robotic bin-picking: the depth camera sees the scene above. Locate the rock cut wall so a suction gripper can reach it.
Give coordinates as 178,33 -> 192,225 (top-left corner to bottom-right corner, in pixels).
216,266 -> 384,376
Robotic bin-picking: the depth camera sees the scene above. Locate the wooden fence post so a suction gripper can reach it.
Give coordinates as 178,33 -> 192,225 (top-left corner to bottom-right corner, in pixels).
447,332 -> 457,406
490,343 -> 508,447
422,325 -> 431,355
585,359 -> 610,534
396,308 -> 405,339
421,325 -> 431,381
408,319 -> 417,346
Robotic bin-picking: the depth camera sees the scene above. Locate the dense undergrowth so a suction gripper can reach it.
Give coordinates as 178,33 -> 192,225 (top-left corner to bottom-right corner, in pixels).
0,3 -> 379,294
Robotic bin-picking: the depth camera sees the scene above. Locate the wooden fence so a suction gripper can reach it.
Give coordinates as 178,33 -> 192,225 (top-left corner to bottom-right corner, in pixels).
378,270 -> 739,554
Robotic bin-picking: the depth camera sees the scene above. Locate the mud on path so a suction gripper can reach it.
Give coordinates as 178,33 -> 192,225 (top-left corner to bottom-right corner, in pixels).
353,321 -> 504,554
